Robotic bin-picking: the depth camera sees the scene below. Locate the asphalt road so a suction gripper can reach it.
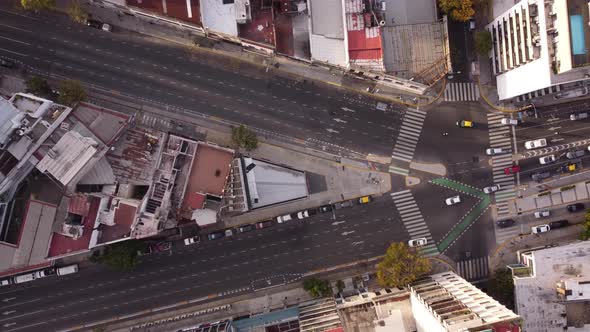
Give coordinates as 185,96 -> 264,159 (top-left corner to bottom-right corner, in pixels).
0,6 -> 405,157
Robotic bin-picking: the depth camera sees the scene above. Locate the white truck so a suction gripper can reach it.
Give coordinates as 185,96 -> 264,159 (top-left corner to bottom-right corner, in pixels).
14,273 -> 36,284
57,264 -> 79,276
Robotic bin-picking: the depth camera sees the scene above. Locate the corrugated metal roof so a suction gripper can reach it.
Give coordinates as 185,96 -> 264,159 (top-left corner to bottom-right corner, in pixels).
347,29 -> 383,60
310,0 -> 344,38
78,156 -> 116,185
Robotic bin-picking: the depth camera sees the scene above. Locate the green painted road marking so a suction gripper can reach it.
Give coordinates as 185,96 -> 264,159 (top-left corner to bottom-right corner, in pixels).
389,165 -> 409,176
430,177 -> 485,198
420,247 -> 440,257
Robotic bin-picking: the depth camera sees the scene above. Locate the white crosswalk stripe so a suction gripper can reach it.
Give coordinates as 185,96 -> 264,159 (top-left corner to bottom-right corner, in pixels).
390,190 -> 438,256
456,256 -> 490,281
391,109 -> 426,163
444,82 -> 480,101
494,224 -> 522,244
487,113 -> 517,219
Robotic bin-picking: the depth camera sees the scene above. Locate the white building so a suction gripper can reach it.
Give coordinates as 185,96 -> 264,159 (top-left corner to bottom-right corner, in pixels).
410,271 -> 520,332
511,241 -> 590,332
486,0 -> 590,100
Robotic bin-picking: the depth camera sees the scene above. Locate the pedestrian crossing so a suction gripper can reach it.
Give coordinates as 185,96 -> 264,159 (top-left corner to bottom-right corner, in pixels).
487,113 -> 517,218
391,190 -> 439,256
140,113 -> 171,129
391,108 -> 427,164
514,84 -> 562,102
444,82 -> 480,102
456,256 -> 490,281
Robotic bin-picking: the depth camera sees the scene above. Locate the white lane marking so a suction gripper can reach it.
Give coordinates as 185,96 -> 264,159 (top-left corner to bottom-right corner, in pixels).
0,48 -> 27,56
0,23 -> 31,32
0,36 -> 30,46
0,9 -> 38,20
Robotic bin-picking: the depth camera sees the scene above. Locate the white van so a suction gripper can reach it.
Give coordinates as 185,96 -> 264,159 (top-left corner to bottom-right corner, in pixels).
57,264 -> 78,276
14,273 -> 36,284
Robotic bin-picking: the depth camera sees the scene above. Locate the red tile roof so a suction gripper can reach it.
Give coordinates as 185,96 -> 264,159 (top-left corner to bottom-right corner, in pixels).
68,195 -> 89,217
347,29 -> 383,60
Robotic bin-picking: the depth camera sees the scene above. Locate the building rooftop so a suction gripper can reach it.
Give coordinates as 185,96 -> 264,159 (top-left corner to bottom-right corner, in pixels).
70,103 -> 130,145
127,0 -> 202,26
201,0 -> 238,37
237,0 -> 275,46
183,143 -> 233,198
98,201 -> 136,244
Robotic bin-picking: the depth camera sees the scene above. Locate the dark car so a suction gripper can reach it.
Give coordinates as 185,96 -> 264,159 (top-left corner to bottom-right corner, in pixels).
567,203 -> 585,213
86,19 -> 103,29
0,58 -> 15,68
531,172 -> 551,182
549,220 -> 569,229
207,231 -> 225,240
237,224 -> 255,233
334,200 -> 354,209
318,205 -> 333,213
255,220 -> 273,229
497,219 -> 515,228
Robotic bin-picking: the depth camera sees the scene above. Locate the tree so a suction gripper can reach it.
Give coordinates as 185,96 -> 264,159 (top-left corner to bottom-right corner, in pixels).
20,0 -> 55,12
580,209 -> 590,240
90,240 -> 146,271
25,76 -> 54,99
474,30 -> 493,56
335,280 -> 345,293
67,0 -> 88,24
376,242 -> 431,288
487,268 -> 515,309
231,125 -> 258,151
438,0 -> 474,22
303,278 -> 332,298
57,79 -> 86,106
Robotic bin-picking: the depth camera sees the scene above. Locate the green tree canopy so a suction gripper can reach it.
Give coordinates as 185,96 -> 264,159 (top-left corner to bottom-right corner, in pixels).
376,242 -> 431,288
487,268 -> 515,309
474,30 -> 493,56
580,209 -> 590,240
57,79 -> 86,106
438,0 -> 474,22
67,0 -> 88,24
231,125 -> 258,151
90,240 -> 146,271
25,76 -> 54,99
303,278 -> 332,298
21,0 -> 55,12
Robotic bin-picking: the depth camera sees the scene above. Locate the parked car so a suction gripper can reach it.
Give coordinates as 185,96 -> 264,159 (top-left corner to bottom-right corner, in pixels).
539,155 -> 556,165
0,58 -> 15,68
358,196 -> 372,204
531,171 -> 551,182
408,238 -> 428,247
567,203 -> 585,212
137,246 -> 153,256
525,138 -> 547,149
456,120 -> 474,128
0,278 -> 13,287
445,195 -> 461,206
532,224 -> 550,234
207,231 -> 225,240
501,118 -> 519,125
486,147 -> 507,156
334,200 -> 354,209
549,220 -> 569,229
184,236 -> 200,246
566,150 -> 585,159
504,165 -> 521,175
86,19 -> 112,32
276,214 -> 293,223
255,220 -> 273,229
225,229 -> 234,237
497,219 -> 515,228
483,184 -> 501,194
151,241 -> 172,252
559,163 -> 577,173
56,265 -> 78,276
296,210 -> 310,219
534,210 -> 550,218
570,112 -> 589,121
237,224 -> 255,233
318,205 -> 333,213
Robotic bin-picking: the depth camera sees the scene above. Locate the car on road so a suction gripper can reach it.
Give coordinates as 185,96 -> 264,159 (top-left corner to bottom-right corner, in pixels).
501,118 -> 519,125
318,205 -> 333,213
497,219 -> 515,228
534,210 -> 550,218
0,58 -> 15,68
504,165 -> 521,175
483,184 -> 501,194
486,147 -> 508,156
408,238 -> 428,247
525,138 -> 547,149
0,278 -> 13,287
237,224 -> 255,233
539,155 -> 556,164
566,150 -> 585,159
570,112 -> 589,121
255,220 -> 273,229
276,214 -> 293,223
456,120 -> 474,128
358,196 -> 372,204
296,210 -> 311,219
183,236 -> 200,246
549,220 -> 569,229
334,200 -> 354,209
445,195 -> 461,206
532,224 -> 550,234
225,229 -> 234,237
86,19 -> 112,32
207,231 -> 225,240
531,171 -> 551,182
559,163 -> 577,173
567,203 -> 585,212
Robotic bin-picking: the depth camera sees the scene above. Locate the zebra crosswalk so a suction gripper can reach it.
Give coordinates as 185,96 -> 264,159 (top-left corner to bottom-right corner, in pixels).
391,190 -> 439,256
487,113 -> 517,218
456,256 -> 490,281
390,108 -> 427,164
444,82 -> 480,102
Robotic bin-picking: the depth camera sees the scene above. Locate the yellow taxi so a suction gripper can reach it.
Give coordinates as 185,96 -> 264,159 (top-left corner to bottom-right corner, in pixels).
358,196 -> 372,204
456,120 -> 474,128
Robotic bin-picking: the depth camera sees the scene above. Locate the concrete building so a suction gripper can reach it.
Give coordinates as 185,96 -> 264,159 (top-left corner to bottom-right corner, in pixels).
486,0 -> 590,100
409,271 -> 521,332
510,241 -> 590,332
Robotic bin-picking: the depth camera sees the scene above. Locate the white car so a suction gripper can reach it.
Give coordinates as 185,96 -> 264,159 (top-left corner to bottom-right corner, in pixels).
501,118 -> 519,125
486,147 -> 507,156
296,210 -> 309,219
408,238 -> 428,247
483,184 -> 501,194
539,155 -> 556,164
534,210 -> 551,218
445,195 -> 461,206
525,138 -> 547,150
277,214 -> 293,223
531,224 -> 550,234
183,236 -> 200,246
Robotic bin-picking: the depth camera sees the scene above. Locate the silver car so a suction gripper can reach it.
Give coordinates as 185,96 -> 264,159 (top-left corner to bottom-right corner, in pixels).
483,184 -> 501,194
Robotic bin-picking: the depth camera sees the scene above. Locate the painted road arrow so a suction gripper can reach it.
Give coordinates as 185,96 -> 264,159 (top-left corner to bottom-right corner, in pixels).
333,118 -> 347,123
341,231 -> 355,236
326,128 -> 340,134
548,126 -> 561,131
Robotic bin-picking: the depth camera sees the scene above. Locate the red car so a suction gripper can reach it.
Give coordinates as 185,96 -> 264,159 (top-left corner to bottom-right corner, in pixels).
504,165 -> 521,175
